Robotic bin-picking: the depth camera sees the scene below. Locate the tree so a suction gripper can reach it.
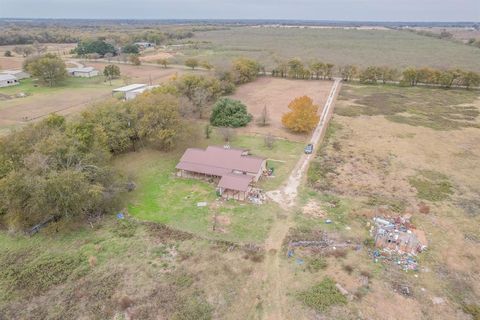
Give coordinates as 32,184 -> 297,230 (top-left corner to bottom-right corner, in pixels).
359,66 -> 380,84
218,127 -> 236,143
131,92 -> 182,150
210,98 -> 253,128
14,45 -> 34,57
157,58 -> 169,68
264,133 -> 276,149
324,63 -> 335,80
377,66 -> 398,84
458,71 -> 480,89
103,64 -> 121,85
232,57 -> 260,84
82,101 -> 138,153
4,50 -> 12,57
122,44 -> 140,54
401,68 -> 418,86
282,96 -> 319,133
339,65 -> 357,82
256,105 -> 270,127
129,54 -> 141,66
175,74 -> 222,118
185,58 -> 199,70
287,58 -> 305,79
201,61 -> 214,70
204,124 -> 212,139
33,41 -> 47,55
73,39 -> 116,57
23,53 -> 67,87
310,61 -> 324,80
0,114 -> 119,232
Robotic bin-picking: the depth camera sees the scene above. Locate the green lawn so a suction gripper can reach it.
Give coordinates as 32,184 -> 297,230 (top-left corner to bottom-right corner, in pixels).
0,76 -> 121,96
115,143 -> 288,244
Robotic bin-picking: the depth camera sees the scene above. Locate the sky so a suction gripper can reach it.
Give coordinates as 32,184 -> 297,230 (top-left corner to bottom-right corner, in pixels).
0,0 -> 479,21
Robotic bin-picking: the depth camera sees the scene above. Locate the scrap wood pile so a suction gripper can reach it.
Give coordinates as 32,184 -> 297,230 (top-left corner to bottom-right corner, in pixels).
369,214 -> 428,272
286,231 -> 360,256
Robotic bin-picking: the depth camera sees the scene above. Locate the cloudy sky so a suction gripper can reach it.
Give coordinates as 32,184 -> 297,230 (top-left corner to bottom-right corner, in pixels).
0,0 -> 478,21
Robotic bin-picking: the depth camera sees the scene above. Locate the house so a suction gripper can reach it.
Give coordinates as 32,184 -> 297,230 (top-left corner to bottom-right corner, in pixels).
134,42 -> 155,49
176,146 -> 267,201
0,69 -> 30,80
66,67 -> 99,78
0,74 -> 19,88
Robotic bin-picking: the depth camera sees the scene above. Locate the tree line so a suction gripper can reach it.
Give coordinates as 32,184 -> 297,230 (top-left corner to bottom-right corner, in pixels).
269,58 -> 480,89
0,25 -> 194,46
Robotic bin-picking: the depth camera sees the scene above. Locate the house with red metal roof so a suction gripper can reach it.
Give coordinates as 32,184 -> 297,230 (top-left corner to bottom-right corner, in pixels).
176,146 -> 266,201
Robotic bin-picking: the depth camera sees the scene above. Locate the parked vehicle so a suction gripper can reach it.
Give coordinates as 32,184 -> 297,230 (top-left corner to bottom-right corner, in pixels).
304,143 -> 314,154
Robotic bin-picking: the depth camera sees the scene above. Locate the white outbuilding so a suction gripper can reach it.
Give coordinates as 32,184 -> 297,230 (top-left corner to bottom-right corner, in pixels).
0,74 -> 19,88
0,70 -> 30,80
67,67 -> 99,78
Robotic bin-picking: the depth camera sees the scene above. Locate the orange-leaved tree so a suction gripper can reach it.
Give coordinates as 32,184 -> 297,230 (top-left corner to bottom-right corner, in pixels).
282,96 -> 319,133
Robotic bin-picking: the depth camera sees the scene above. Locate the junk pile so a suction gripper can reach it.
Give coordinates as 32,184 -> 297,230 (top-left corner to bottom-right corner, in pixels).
370,215 -> 428,272
248,188 -> 266,204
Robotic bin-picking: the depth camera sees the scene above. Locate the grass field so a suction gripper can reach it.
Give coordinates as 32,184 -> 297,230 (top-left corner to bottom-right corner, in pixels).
0,215 -> 267,319
289,84 -> 480,319
175,27 -> 480,71
336,84 -> 480,130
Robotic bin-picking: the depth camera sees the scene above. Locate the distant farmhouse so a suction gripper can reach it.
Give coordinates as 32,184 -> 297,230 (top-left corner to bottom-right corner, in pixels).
176,146 -> 267,201
134,42 -> 155,49
112,83 -> 159,100
0,74 -> 19,88
67,67 -> 99,78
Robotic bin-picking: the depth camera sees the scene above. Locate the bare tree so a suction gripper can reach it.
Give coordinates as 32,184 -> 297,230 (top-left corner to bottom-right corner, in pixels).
218,127 -> 236,143
264,133 -> 276,149
256,105 -> 270,127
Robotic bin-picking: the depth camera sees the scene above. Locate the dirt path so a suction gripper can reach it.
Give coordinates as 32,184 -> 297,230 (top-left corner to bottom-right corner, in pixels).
262,78 -> 341,319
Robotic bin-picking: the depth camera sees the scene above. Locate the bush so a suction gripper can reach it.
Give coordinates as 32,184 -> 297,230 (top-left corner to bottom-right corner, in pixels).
210,98 -> 252,128
297,277 -> 347,312
172,295 -> 212,320
307,257 -> 328,272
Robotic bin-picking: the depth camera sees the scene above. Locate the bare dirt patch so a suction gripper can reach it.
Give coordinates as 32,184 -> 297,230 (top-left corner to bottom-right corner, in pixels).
140,51 -> 176,63
228,77 -> 332,142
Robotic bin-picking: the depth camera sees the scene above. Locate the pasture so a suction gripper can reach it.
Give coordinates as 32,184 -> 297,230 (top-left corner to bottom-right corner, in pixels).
178,26 -> 480,71
291,84 -> 480,319
228,77 -> 332,142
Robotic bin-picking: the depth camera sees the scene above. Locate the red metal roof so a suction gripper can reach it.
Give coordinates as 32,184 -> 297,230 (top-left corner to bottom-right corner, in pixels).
176,146 -> 265,175
218,173 -> 253,192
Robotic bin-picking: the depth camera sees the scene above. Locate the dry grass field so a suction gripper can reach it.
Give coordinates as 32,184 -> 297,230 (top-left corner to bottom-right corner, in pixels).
283,84 -> 480,319
228,77 -> 332,142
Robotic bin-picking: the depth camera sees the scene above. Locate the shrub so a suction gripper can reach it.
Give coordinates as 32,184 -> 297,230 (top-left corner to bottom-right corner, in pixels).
172,295 -> 212,320
210,98 -> 252,128
307,257 -> 328,272
112,220 -> 137,238
297,277 -> 347,312
409,170 -> 453,201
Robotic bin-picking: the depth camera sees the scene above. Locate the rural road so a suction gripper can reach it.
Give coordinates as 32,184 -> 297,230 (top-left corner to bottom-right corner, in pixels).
262,78 -> 341,319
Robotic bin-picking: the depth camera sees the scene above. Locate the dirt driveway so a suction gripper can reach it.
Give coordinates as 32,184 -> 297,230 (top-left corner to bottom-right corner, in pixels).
228,77 -> 333,142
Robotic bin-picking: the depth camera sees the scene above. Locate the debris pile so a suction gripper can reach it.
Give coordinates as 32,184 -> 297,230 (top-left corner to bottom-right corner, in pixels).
370,215 -> 428,271
248,188 -> 266,204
